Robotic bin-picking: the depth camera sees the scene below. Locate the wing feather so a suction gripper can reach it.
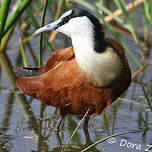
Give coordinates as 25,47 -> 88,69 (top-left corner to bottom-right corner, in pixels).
38,47 -> 74,74
16,47 -> 84,96
40,59 -> 84,91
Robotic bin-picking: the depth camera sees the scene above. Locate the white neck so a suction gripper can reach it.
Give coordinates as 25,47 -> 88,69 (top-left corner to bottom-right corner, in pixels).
71,31 -> 123,87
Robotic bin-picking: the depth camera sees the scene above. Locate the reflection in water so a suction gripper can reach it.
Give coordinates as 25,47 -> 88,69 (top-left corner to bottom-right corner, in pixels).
32,127 -> 104,152
0,69 -> 152,152
1,93 -> 14,133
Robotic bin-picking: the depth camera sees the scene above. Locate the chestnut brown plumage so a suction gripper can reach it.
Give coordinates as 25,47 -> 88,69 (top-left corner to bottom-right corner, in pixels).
15,8 -> 131,129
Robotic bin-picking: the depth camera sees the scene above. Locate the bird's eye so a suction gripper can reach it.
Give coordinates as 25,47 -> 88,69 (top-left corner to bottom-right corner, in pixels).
63,16 -> 70,23
58,16 -> 70,27
58,21 -> 65,27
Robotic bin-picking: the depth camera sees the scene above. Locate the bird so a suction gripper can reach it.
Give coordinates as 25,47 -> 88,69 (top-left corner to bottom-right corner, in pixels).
14,8 -> 131,129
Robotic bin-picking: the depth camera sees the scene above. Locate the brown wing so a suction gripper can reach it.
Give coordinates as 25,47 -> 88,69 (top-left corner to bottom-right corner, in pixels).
16,47 -> 84,96
40,59 -> 84,91
38,46 -> 75,74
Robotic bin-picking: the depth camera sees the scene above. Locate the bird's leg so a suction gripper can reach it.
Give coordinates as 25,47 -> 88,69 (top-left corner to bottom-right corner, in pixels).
83,108 -> 95,127
83,108 -> 96,127
83,112 -> 98,127
55,109 -> 66,130
83,117 -> 90,127
55,130 -> 62,145
55,104 -> 70,130
55,115 -> 64,130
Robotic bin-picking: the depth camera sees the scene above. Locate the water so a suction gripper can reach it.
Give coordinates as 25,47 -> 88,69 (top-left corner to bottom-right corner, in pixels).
0,91 -> 152,151
0,2 -> 152,152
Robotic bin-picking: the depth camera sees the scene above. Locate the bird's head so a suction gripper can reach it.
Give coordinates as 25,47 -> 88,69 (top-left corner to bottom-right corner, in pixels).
34,8 -> 104,40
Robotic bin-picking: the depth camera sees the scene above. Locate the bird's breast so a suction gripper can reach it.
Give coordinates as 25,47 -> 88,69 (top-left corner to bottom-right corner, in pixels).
75,47 -> 123,88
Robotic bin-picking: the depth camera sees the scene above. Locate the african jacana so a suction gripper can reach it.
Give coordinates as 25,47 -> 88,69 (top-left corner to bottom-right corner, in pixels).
14,8 -> 131,129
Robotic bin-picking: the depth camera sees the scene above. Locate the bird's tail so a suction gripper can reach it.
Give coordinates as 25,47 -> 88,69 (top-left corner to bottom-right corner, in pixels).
14,67 -> 42,96
13,67 -> 40,77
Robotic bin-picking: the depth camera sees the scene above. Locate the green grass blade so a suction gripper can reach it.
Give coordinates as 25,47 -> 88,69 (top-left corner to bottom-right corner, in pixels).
131,0 -> 138,32
150,1 -> 152,22
144,1 -> 151,23
0,25 -> 15,52
61,109 -> 90,152
115,0 -> 130,22
48,0 -> 57,7
141,117 -> 149,129
43,36 -> 54,51
35,0 -> 42,11
99,12 -> 141,67
114,0 -> 138,43
2,0 -> 32,38
74,0 -> 139,42
143,0 -> 152,27
0,0 -> 11,44
38,0 -> 49,66
142,85 -> 152,111
26,7 -> 39,29
19,38 -> 28,67
141,4 -> 150,40
73,0 -> 130,30
81,130 -> 141,152
26,6 -> 54,51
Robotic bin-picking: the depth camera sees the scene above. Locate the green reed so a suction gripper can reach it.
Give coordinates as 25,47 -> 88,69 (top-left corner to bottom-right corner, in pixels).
142,85 -> 152,111
0,0 -> 32,53
1,0 -> 32,40
26,6 -> 53,51
38,0 -> 49,66
61,109 -> 90,152
143,0 -> 152,27
114,0 -> 138,42
19,38 -> 28,67
0,0 -> 11,44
